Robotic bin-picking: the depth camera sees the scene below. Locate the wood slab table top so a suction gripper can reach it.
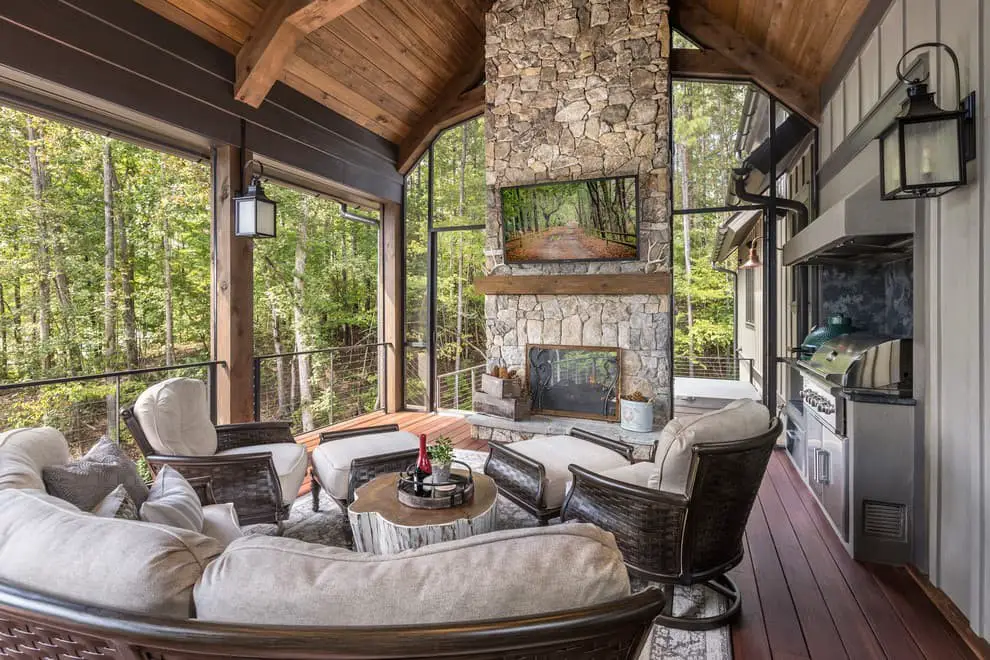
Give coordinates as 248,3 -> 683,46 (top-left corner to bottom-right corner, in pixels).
349,471 -> 497,528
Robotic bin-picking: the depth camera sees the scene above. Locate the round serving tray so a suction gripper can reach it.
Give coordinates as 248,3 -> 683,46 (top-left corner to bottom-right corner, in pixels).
396,460 -> 475,509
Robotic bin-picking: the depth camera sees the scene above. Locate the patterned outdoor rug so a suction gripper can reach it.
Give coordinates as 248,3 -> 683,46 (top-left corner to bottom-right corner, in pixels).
245,449 -> 732,660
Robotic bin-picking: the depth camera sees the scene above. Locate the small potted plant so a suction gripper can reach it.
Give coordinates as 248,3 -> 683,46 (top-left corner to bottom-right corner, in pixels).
427,436 -> 455,484
620,391 -> 654,433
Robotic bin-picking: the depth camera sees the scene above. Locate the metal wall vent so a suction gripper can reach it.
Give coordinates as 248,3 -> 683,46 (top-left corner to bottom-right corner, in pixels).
862,500 -> 907,540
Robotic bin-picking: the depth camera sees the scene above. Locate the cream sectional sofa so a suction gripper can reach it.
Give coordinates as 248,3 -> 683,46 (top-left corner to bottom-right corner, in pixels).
0,426 -> 661,658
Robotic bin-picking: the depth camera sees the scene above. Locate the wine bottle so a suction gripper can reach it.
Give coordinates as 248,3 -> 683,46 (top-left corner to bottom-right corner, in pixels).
414,433 -> 432,496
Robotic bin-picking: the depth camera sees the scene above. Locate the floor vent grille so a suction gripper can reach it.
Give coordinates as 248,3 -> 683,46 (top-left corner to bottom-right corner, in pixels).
862,500 -> 907,540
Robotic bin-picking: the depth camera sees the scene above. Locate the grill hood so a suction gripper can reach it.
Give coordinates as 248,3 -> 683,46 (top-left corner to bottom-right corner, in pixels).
782,177 -> 916,266
806,333 -> 912,391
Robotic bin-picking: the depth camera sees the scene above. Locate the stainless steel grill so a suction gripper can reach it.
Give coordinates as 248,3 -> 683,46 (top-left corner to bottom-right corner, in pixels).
805,334 -> 912,391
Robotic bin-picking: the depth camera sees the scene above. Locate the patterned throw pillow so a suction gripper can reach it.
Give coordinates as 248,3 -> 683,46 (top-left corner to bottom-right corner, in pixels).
42,437 -> 150,510
140,466 -> 204,533
91,484 -> 139,520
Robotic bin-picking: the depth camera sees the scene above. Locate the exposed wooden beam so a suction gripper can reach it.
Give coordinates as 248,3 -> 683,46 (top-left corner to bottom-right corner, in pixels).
673,2 -> 820,123
397,45 -> 485,175
473,273 -> 671,296
670,48 -> 749,80
235,0 -> 367,108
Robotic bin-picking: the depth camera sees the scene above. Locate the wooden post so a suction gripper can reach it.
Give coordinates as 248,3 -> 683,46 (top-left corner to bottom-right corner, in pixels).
381,200 -> 403,413
212,145 -> 255,424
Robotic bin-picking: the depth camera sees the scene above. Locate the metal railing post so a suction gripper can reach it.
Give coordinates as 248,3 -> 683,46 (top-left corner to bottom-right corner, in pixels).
252,358 -> 261,422
208,362 -> 218,424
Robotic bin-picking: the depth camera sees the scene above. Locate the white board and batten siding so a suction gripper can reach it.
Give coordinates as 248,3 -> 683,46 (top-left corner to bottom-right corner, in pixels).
819,0 -> 990,641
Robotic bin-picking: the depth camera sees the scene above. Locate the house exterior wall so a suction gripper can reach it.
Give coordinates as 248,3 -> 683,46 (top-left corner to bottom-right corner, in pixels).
820,0 -> 990,639
484,0 -> 673,422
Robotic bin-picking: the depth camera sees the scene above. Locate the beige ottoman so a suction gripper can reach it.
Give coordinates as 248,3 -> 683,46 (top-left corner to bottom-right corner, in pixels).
310,424 -> 419,512
483,429 -> 633,524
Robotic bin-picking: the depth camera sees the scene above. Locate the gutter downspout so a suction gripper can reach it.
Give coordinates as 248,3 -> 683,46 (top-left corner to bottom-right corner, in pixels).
732,167 -> 809,227
712,262 -> 739,368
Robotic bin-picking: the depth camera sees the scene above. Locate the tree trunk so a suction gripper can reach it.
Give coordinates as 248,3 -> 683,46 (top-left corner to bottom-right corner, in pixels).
103,140 -> 117,367
160,160 -> 175,366
294,204 -> 314,432
0,283 -> 7,379
678,143 -> 695,376
267,287 -> 289,418
118,211 -> 139,368
25,117 -> 52,372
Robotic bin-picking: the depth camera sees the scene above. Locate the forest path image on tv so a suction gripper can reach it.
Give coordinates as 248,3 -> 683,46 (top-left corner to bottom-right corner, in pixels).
501,176 -> 638,263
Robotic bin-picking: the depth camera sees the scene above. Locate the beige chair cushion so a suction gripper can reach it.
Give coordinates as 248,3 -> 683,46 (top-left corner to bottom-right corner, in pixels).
599,461 -> 660,489
202,503 -> 242,548
133,378 -> 217,456
509,435 -> 630,508
216,443 -> 307,505
141,466 -> 204,532
0,427 -> 71,491
651,399 -> 771,495
194,524 -> 630,626
0,489 -> 222,619
310,430 -> 418,500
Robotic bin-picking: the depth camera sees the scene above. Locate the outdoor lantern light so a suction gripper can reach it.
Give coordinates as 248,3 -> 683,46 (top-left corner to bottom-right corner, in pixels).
739,241 -> 762,270
878,42 -> 977,200
235,160 -> 277,238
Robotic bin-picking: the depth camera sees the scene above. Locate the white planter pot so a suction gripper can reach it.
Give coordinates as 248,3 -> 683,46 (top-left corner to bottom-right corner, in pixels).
620,399 -> 654,433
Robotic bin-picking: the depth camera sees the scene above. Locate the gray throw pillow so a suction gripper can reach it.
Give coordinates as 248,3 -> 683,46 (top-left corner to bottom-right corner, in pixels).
91,484 -> 139,520
42,437 -> 149,510
140,466 -> 204,533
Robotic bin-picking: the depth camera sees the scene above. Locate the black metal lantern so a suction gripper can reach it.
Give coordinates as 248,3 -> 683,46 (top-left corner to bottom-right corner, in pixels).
235,160 -> 277,238
879,42 -> 976,200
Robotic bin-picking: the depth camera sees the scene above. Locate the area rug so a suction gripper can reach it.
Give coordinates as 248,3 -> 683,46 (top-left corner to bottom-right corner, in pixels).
245,449 -> 732,660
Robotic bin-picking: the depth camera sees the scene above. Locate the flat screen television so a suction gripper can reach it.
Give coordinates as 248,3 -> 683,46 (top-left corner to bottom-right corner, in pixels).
500,174 -> 639,264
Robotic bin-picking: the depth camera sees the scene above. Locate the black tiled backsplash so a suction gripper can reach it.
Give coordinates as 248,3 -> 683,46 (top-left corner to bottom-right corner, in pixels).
820,259 -> 913,337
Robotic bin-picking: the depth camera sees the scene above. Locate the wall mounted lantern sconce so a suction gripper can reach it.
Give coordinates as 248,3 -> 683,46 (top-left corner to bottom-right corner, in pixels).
879,42 -> 977,200
235,159 -> 277,238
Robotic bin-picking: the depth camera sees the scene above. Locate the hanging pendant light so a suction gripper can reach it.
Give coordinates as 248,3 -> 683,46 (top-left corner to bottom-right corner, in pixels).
739,240 -> 762,270
235,159 -> 277,238
878,42 -> 976,200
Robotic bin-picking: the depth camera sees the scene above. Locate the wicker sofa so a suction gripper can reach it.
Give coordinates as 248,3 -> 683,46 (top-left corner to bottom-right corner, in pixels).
0,426 -> 664,659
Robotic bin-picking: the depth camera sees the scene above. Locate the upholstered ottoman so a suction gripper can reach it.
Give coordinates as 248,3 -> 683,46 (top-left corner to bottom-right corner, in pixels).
310,424 -> 419,512
484,429 -> 633,524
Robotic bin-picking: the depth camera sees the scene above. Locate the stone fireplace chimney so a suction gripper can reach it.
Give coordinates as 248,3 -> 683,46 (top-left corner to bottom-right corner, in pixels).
483,0 -> 673,423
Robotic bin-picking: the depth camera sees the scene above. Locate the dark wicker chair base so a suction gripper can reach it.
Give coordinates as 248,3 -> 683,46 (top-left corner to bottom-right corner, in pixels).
484,428 -> 634,525
311,424 -> 419,513
655,575 -> 742,631
0,580 -> 666,660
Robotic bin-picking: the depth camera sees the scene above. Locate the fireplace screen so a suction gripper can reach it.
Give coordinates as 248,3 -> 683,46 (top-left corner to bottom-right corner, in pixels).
526,345 -> 621,420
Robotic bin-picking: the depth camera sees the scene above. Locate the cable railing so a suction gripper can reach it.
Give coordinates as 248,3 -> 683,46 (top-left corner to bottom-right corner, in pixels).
435,363 -> 486,412
673,355 -> 755,383
0,361 -> 220,463
253,343 -> 387,435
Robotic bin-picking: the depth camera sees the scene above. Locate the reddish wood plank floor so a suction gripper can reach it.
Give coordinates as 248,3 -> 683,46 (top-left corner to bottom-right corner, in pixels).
733,450 -> 980,659
294,411 -> 479,494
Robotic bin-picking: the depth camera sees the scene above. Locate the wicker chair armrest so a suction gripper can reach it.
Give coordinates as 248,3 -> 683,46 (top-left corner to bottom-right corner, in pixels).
565,464 -> 689,509
484,440 -> 548,508
215,421 -> 294,452
319,423 -> 400,444
568,428 -> 634,462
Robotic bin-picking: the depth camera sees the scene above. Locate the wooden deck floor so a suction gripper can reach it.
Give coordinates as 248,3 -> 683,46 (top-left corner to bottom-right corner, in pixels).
732,450 -> 981,659
293,411 -> 479,493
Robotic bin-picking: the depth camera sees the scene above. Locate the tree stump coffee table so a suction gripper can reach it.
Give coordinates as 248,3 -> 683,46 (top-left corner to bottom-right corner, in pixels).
347,471 -> 497,555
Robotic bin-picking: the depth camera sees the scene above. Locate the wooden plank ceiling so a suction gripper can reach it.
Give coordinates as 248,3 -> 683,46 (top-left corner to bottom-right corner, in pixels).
138,0 -> 870,152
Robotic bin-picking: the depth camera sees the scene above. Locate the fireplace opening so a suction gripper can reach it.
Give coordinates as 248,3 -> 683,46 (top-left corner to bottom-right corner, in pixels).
526,344 -> 620,421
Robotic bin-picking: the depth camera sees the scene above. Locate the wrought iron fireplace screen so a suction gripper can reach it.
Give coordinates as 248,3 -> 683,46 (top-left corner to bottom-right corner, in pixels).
525,344 -> 621,420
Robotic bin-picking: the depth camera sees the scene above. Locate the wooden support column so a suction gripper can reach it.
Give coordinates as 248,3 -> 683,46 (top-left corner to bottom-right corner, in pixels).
212,145 -> 255,423
381,200 -> 403,413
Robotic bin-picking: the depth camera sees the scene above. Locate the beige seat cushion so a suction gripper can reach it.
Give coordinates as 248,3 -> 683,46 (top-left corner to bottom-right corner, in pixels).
202,503 -> 242,548
0,489 -> 222,619
599,461 -> 660,489
652,399 -> 771,495
194,524 -> 630,626
310,430 -> 418,500
509,435 -> 630,508
133,378 -> 218,456
0,427 -> 71,491
216,442 -> 307,505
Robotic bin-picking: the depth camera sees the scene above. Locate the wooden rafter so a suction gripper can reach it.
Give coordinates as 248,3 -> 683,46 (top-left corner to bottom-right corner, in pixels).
670,48 -> 749,80
672,2 -> 820,123
235,0 -> 368,108
397,44 -> 485,174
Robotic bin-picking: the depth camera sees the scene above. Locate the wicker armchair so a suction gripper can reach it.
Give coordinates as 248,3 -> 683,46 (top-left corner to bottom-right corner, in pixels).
122,378 -> 307,526
561,418 -> 782,630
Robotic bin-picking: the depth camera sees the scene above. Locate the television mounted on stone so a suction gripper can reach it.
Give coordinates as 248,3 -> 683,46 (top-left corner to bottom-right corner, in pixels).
500,175 -> 639,263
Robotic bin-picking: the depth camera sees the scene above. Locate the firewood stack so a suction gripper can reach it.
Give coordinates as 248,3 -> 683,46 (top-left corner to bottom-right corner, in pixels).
472,367 -> 531,421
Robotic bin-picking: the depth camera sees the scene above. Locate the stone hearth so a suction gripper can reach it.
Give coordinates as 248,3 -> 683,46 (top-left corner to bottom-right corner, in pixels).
483,0 -> 673,425
469,413 -> 658,460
